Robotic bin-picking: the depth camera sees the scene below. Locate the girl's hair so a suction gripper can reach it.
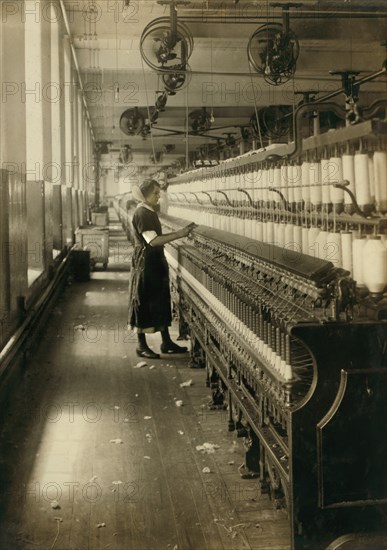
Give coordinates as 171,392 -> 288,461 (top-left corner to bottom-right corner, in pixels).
139,179 -> 160,198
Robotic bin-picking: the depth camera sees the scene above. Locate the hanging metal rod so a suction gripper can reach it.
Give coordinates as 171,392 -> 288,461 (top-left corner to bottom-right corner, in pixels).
65,4 -> 387,18
59,0 -> 95,141
180,12 -> 387,22
151,67 -> 386,80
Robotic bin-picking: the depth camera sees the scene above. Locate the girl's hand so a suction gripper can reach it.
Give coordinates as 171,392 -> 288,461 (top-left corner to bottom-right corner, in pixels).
180,223 -> 197,237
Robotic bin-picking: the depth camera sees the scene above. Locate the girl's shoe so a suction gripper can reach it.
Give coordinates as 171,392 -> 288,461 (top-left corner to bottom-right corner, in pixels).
160,342 -> 188,354
136,347 -> 160,359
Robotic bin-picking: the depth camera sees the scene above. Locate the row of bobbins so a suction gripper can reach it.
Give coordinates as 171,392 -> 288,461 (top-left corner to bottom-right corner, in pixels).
181,250 -> 294,381
169,149 -> 387,295
170,199 -> 387,295
174,149 -> 387,213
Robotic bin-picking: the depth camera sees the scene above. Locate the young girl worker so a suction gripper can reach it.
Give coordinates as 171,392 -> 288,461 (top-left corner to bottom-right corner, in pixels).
128,179 -> 197,359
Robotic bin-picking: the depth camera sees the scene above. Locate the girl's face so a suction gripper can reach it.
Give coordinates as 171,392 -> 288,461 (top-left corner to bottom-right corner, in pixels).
145,186 -> 160,208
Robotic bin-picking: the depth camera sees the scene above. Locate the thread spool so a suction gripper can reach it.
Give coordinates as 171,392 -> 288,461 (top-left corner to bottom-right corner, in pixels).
329,157 -> 344,213
301,161 -> 311,210
280,360 -> 286,378
316,230 -> 328,260
242,213 -> 249,238
224,211 -> 230,233
248,170 -> 256,203
341,231 -> 353,275
284,223 -> 294,249
262,220 -> 268,242
254,168 -> 262,204
280,164 -> 289,202
286,165 -> 296,205
302,226 -> 309,255
217,211 -> 223,231
342,154 -> 356,214
373,151 -> 387,213
224,172 -> 231,196
262,168 -> 269,206
232,213 -> 238,236
362,236 -> 387,295
249,216 -> 255,240
352,236 -> 367,287
244,215 -> 251,239
368,156 -> 375,202
275,354 -> 282,373
266,221 -> 274,243
320,158 -> 331,207
308,227 -> 321,258
238,212 -> 245,237
273,222 -> 279,245
309,161 -> 322,207
287,165 -> 295,205
354,153 -> 372,213
229,212 -> 235,234
273,167 -> 282,207
254,168 -> 263,205
224,215 -> 232,236
277,223 -> 286,247
292,224 -> 302,253
267,166 -> 274,208
255,220 -> 263,242
326,232 -> 342,267
381,234 -> 387,249
284,363 -> 293,381
292,164 -> 303,205
223,212 -> 227,233
242,169 -> 249,193
232,171 -> 240,203
242,208 -> 249,239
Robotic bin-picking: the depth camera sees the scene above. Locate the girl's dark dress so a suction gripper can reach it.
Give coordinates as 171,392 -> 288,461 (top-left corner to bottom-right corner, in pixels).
128,205 -> 172,332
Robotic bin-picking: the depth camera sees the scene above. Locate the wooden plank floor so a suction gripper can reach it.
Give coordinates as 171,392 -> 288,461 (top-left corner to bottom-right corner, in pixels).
0,211 -> 290,550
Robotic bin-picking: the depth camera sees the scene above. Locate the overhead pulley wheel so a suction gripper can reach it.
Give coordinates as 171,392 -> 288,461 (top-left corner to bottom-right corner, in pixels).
247,22 -> 299,85
189,108 -> 212,134
119,107 -> 146,136
250,105 -> 292,141
162,66 -> 191,94
140,16 -> 193,72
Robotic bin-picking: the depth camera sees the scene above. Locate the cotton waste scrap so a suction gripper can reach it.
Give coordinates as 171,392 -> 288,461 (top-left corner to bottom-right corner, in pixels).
196,442 -> 220,454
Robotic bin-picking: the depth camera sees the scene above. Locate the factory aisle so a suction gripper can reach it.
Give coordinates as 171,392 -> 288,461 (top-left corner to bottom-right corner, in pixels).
0,210 -> 290,550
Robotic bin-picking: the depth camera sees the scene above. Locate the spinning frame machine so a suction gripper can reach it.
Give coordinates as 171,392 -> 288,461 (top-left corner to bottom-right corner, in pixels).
158,76 -> 387,550
162,120 -> 387,549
